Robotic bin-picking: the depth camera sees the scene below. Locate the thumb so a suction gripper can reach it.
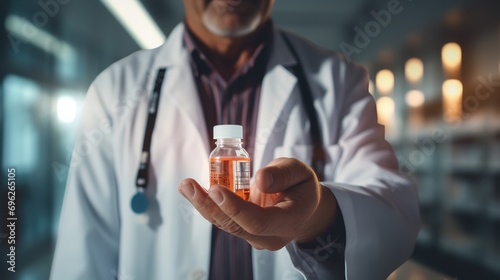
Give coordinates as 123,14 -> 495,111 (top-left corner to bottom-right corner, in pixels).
254,157 -> 317,193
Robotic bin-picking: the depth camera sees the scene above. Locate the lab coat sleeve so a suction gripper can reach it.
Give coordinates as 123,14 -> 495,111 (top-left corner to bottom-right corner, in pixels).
286,63 -> 420,279
50,77 -> 121,280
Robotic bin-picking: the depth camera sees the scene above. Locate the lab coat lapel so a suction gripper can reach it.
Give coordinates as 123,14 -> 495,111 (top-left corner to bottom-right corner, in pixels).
163,53 -> 209,156
253,28 -> 298,172
155,24 -> 209,156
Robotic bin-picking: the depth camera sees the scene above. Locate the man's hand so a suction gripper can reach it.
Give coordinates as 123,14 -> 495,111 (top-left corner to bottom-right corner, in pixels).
178,157 -> 338,250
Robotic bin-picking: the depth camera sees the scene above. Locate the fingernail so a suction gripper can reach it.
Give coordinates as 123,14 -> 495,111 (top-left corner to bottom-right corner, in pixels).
180,182 -> 195,199
209,189 -> 224,205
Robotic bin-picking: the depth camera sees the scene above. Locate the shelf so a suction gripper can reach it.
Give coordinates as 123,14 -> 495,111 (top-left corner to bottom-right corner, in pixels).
440,239 -> 482,262
406,126 -> 437,140
447,117 -> 487,140
444,162 -> 486,173
488,206 -> 500,220
403,115 -> 500,143
445,202 -> 483,215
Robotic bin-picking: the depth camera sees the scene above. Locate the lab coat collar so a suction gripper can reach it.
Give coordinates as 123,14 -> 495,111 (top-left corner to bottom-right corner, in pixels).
152,23 -> 186,69
266,26 -> 298,70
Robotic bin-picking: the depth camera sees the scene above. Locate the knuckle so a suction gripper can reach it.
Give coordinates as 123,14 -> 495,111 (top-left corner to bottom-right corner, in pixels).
289,157 -> 303,166
196,196 -> 213,213
220,219 -> 246,236
224,200 -> 242,217
276,158 -> 314,187
246,218 -> 269,236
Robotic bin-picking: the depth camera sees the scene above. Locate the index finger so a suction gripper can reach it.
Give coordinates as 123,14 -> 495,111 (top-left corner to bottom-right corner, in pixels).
254,157 -> 316,193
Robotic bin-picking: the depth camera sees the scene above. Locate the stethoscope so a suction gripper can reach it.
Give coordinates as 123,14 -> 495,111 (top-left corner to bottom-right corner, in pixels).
130,68 -> 166,214
130,31 -> 325,214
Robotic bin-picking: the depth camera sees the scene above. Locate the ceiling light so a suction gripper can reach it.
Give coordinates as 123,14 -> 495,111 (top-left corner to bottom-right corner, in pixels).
101,0 -> 166,49
5,15 -> 76,60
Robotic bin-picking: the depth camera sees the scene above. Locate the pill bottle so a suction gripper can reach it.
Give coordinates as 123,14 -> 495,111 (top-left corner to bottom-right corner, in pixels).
209,125 -> 251,200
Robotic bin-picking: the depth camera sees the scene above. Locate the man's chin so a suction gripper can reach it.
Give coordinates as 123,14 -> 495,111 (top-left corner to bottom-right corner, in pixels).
202,13 -> 262,37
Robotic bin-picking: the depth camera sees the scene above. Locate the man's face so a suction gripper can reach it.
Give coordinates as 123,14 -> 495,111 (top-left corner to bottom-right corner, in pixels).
184,0 -> 274,37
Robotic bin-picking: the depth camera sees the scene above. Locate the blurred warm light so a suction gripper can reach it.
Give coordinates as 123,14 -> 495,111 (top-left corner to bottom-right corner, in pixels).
405,58 -> 424,84
376,69 -> 394,95
5,15 -> 76,60
376,96 -> 394,128
442,42 -> 462,74
101,0 -> 166,49
442,79 -> 463,122
405,90 -> 425,108
57,96 -> 77,123
368,79 -> 374,95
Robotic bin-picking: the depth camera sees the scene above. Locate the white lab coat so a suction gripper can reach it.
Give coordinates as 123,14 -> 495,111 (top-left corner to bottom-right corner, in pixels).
51,23 -> 419,280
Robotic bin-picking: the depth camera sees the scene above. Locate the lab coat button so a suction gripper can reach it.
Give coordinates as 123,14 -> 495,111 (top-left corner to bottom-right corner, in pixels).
189,269 -> 205,280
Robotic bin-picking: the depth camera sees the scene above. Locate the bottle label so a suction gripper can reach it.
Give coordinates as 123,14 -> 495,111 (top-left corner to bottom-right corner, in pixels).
233,160 -> 250,190
210,158 -> 250,191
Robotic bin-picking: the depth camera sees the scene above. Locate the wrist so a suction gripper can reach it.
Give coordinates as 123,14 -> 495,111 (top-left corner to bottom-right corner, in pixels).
295,184 -> 338,244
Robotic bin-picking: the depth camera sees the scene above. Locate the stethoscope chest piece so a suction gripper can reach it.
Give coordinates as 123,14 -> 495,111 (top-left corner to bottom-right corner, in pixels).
131,190 -> 148,214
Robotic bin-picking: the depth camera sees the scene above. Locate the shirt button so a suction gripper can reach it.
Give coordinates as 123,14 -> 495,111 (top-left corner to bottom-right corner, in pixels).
189,269 -> 205,280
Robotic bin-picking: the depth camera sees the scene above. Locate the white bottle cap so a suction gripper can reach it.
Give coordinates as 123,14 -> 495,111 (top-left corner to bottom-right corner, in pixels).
213,125 -> 243,139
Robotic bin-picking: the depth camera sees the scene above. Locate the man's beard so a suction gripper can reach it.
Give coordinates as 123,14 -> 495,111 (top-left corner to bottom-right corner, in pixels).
202,1 -> 262,37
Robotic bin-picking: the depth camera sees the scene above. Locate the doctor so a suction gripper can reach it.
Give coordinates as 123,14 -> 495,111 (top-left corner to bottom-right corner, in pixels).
51,0 -> 420,279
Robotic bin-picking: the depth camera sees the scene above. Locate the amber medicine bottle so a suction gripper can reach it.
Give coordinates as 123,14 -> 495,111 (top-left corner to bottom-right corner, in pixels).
209,125 -> 251,200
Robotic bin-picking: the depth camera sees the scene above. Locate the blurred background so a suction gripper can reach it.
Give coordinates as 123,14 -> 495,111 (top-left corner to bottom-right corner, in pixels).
1,0 -> 499,279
